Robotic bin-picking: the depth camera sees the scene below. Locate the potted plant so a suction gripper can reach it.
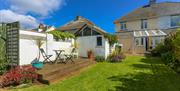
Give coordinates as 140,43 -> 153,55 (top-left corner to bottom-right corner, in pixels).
87,49 -> 93,59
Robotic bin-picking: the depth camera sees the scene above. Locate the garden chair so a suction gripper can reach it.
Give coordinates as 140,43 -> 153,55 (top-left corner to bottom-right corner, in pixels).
72,48 -> 78,59
64,48 -> 77,63
40,48 -> 53,64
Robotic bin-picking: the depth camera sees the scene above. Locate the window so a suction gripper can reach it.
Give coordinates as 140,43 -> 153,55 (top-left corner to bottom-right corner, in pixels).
141,19 -> 148,29
92,30 -> 101,35
83,27 -> 91,36
97,36 -> 102,46
120,22 -> 127,30
135,38 -> 144,46
154,37 -> 161,45
171,15 -> 180,27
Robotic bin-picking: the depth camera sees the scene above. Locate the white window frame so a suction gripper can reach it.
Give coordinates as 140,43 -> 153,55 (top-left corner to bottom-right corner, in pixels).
135,38 -> 144,46
120,22 -> 127,30
141,19 -> 148,29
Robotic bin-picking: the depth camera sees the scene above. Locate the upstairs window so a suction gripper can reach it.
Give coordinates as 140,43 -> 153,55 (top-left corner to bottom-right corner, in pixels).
120,22 -> 127,30
141,19 -> 148,29
97,36 -> 102,46
171,15 -> 180,27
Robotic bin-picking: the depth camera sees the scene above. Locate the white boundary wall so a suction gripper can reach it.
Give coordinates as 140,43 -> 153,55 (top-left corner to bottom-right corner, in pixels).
19,30 -> 73,65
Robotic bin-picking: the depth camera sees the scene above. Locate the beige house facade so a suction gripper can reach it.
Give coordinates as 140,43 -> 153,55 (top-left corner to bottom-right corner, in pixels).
114,0 -> 180,54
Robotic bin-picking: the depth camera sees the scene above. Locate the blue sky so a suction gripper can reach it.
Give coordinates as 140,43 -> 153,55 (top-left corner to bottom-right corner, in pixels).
0,0 -> 179,33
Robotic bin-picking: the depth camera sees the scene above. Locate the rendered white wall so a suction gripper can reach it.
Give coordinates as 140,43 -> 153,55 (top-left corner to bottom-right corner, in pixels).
47,37 -> 73,60
19,38 -> 46,65
77,35 -> 110,59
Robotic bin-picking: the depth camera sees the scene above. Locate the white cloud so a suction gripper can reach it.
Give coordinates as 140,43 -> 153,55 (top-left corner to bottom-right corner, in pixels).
0,9 -> 39,29
9,0 -> 65,16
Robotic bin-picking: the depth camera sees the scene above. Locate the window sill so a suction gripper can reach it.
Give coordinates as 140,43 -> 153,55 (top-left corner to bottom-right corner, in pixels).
169,26 -> 180,29
96,46 -> 103,48
136,45 -> 144,47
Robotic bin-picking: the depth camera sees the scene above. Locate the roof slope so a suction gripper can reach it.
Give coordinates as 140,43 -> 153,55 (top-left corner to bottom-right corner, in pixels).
114,2 -> 180,23
58,16 -> 106,34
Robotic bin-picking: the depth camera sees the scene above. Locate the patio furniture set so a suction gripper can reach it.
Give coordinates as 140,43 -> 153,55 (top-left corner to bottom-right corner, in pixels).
32,48 -> 78,69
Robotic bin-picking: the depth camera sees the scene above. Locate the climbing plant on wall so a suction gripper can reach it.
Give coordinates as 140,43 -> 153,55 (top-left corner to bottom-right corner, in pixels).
48,30 -> 75,40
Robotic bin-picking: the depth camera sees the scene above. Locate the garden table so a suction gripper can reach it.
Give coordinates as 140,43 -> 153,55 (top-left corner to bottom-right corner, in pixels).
54,50 -> 66,63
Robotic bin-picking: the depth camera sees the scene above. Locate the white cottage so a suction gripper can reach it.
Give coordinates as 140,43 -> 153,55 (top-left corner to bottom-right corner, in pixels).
58,16 -> 110,58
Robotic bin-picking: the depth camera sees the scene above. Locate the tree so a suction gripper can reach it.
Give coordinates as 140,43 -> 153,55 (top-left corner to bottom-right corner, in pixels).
104,33 -> 118,46
36,39 -> 44,60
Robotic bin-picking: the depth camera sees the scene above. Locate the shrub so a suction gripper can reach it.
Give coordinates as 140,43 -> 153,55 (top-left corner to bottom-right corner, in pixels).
0,65 -> 38,87
0,60 -> 10,75
115,45 -> 121,54
152,28 -> 180,73
107,52 -> 126,63
161,52 -> 174,65
151,43 -> 167,56
95,56 -> 105,62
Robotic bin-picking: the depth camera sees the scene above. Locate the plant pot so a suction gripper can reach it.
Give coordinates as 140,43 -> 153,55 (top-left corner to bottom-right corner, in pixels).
32,62 -> 43,69
87,51 -> 93,59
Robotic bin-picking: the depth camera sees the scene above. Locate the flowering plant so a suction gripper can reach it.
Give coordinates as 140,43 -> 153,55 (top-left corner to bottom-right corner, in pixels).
0,65 -> 38,87
107,52 -> 126,63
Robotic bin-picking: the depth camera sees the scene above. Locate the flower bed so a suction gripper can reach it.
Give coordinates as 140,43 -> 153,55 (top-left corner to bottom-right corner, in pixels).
0,65 -> 38,87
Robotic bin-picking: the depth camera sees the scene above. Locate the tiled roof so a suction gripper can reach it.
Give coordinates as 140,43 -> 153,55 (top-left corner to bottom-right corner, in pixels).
114,2 -> 180,23
58,16 -> 106,34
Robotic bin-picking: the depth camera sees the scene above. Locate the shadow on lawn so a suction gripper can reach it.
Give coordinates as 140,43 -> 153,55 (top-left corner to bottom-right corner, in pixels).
140,57 -> 163,65
108,57 -> 180,91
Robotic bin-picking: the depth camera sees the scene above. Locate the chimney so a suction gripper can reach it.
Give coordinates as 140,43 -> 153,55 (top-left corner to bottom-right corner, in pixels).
149,0 -> 156,5
76,16 -> 82,20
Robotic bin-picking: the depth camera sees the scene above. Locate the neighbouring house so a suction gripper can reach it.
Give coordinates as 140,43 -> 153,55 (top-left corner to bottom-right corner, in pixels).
114,0 -> 180,54
31,23 -> 56,32
58,16 -> 110,58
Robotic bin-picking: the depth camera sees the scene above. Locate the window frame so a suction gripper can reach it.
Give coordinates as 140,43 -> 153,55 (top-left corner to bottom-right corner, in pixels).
96,36 -> 103,46
120,22 -> 127,30
141,19 -> 148,29
135,38 -> 144,46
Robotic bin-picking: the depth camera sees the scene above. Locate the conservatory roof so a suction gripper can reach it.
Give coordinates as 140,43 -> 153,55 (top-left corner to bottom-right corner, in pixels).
134,30 -> 167,37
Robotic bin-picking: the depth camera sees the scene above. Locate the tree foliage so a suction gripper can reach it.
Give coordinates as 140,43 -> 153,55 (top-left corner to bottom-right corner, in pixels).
104,33 -> 118,46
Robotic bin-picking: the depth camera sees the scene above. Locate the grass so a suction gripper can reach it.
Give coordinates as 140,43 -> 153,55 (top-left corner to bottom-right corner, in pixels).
13,56 -> 180,91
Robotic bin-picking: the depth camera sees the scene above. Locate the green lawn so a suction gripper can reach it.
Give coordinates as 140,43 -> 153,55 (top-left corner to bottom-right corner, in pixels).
14,56 -> 180,91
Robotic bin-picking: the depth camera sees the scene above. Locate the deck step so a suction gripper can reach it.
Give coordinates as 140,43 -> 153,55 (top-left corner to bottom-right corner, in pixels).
38,60 -> 95,84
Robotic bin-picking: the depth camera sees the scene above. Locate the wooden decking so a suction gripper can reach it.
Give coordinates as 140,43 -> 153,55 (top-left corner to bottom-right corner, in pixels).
37,58 -> 95,84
